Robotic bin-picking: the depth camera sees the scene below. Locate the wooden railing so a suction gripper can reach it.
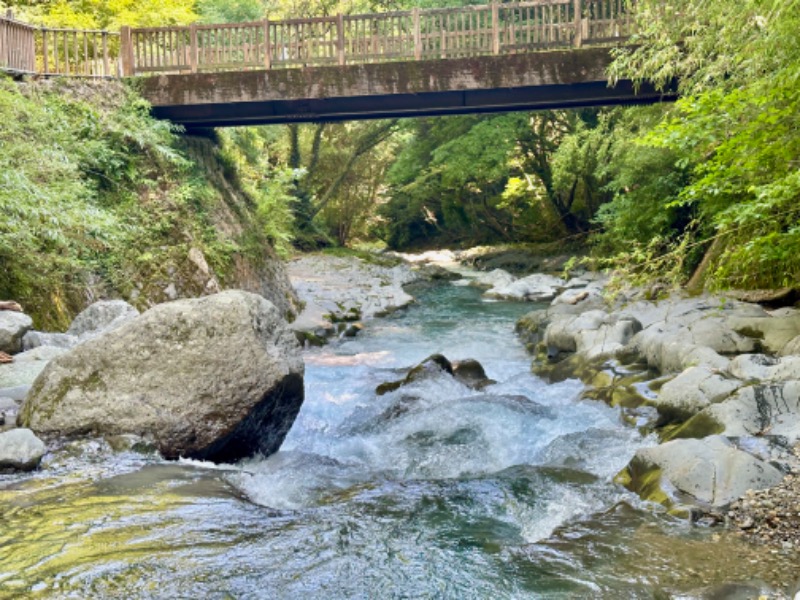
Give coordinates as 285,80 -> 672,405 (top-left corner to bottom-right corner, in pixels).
0,11 -> 119,77
121,0 -> 633,76
1,11 -> 36,73
1,0 -> 631,79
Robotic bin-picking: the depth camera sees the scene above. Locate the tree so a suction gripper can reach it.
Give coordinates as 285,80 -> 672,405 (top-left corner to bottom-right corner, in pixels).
604,0 -> 800,289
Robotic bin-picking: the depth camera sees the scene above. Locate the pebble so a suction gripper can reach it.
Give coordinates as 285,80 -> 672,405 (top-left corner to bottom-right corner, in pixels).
728,443 -> 800,562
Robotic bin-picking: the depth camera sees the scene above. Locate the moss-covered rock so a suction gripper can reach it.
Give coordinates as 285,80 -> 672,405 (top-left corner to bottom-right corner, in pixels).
617,436 -> 783,509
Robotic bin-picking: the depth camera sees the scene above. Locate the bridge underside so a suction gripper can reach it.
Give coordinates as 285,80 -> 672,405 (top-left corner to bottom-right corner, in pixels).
140,47 -> 675,128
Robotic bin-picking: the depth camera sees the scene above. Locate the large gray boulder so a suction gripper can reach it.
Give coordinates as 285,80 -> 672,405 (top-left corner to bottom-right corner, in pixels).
0,311 -> 33,354
20,291 -> 304,463
0,428 -> 46,471
620,435 -> 783,508
784,334 -> 800,356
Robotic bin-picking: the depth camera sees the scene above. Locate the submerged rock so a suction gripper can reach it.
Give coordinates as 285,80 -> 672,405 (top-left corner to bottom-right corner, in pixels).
20,290 -> 304,463
619,435 -> 783,508
0,428 -> 46,472
452,359 -> 495,389
376,354 -> 493,396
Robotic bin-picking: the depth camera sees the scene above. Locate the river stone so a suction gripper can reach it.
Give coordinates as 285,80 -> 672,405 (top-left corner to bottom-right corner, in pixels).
469,269 -> 516,289
619,295 -> 765,373
0,311 -> 33,354
66,299 -> 139,338
0,385 -> 31,402
728,310 -> 800,355
544,310 -> 642,360
621,435 -> 783,508
20,290 -> 304,463
484,273 -> 565,302
729,354 -> 800,382
652,366 -> 742,423
551,287 -> 604,308
22,331 -> 80,352
693,382 -> 800,442
0,346 -> 69,388
0,428 -> 46,472
452,359 -> 494,389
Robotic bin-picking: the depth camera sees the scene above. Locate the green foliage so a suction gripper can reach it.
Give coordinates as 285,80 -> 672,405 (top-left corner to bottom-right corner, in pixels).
603,0 -> 800,289
13,0 -> 197,29
217,127 -> 297,256
0,77 -> 270,328
197,0 -> 264,23
379,110 -> 607,249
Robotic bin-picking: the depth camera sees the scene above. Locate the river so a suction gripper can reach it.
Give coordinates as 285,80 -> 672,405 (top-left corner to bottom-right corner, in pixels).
0,283 -> 794,598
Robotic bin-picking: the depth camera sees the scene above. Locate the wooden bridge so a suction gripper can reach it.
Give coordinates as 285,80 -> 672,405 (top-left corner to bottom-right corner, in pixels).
1,2 -> 674,127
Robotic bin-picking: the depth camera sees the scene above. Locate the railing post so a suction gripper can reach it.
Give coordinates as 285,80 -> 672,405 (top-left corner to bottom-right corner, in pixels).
42,29 -> 49,74
491,2 -> 500,55
189,23 -> 198,73
336,13 -> 345,66
30,23 -> 36,73
573,0 -> 582,48
102,31 -> 109,76
263,18 -> 271,69
413,8 -> 421,60
120,26 -> 134,76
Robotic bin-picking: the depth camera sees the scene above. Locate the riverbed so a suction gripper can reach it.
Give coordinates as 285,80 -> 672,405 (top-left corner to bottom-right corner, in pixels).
0,283 -> 796,598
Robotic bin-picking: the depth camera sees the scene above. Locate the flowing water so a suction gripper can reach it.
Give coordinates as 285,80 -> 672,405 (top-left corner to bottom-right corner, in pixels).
1,283 -> 796,599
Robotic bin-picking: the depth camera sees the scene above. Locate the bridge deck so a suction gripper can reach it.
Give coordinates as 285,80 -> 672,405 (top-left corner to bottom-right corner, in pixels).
143,47 -> 674,128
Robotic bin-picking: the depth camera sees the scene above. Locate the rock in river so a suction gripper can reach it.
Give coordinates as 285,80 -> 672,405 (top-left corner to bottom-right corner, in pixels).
619,435 -> 783,509
0,428 -> 46,472
19,290 -> 304,463
0,311 -> 33,354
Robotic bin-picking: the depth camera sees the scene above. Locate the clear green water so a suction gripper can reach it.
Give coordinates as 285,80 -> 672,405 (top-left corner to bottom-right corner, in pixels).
1,284 -> 796,599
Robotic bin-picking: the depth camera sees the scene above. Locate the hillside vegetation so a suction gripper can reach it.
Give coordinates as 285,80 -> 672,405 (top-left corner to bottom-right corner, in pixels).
0,77 -> 297,328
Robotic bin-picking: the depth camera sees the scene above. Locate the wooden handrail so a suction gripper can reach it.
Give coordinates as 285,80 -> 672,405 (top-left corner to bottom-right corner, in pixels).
1,11 -> 120,77
1,0 -> 633,79
122,0 -> 633,76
